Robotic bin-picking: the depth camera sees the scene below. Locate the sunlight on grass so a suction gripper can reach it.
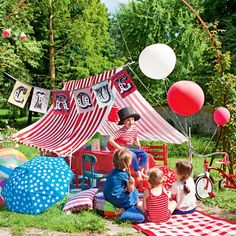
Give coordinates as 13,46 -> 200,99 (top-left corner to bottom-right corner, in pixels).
0,202 -> 106,236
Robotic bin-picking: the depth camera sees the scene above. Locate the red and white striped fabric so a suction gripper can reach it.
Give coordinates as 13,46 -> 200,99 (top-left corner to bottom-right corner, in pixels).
13,68 -> 187,156
99,88 -> 187,144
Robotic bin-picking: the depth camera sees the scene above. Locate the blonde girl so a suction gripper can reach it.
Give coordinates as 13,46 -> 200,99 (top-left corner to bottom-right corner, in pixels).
171,160 -> 196,214
138,167 -> 176,223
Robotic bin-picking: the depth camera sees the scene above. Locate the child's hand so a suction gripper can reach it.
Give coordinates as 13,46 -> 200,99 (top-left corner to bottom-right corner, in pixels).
129,176 -> 135,185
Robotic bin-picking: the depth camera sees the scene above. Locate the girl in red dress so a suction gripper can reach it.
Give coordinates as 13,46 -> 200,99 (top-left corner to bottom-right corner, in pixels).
138,167 -> 176,223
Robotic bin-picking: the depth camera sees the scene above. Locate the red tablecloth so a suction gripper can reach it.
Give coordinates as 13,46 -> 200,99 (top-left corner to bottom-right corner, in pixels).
68,149 -> 175,189
70,149 -> 114,175
70,149 -> 157,175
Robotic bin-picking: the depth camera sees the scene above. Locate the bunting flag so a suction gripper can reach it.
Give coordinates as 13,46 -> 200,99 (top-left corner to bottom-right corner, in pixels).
73,87 -> 94,114
52,91 -> 71,115
29,87 -> 50,113
8,81 -> 32,108
111,69 -> 137,98
92,80 -> 114,108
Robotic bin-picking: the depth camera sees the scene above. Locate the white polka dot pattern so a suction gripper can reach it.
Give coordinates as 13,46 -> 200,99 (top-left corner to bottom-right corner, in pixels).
2,156 -> 73,215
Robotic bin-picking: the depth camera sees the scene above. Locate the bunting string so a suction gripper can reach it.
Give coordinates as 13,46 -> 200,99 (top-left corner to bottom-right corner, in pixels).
3,68 -> 137,115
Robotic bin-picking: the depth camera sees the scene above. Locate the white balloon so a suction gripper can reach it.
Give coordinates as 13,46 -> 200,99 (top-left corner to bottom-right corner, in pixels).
138,43 -> 176,80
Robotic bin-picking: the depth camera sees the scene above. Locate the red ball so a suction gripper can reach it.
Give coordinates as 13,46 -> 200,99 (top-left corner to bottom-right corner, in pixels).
167,80 -> 205,117
213,107 -> 230,126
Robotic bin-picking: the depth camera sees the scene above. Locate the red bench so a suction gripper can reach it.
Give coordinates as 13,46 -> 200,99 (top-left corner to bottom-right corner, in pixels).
141,144 -> 168,167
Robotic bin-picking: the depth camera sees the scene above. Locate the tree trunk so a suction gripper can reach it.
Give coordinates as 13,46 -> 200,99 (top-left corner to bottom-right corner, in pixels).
49,0 -> 55,90
27,110 -> 33,125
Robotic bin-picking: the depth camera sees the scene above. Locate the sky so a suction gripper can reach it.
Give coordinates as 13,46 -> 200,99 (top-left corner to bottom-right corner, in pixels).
100,0 -> 128,13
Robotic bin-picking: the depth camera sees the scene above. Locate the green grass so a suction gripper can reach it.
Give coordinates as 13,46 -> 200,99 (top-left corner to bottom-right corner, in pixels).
0,203 -> 106,236
0,134 -> 236,234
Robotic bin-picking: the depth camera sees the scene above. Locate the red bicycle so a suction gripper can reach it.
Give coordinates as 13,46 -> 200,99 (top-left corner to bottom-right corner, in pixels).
195,152 -> 236,200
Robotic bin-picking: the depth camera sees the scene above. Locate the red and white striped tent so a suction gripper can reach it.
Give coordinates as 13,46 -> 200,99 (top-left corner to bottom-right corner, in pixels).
13,68 -> 187,156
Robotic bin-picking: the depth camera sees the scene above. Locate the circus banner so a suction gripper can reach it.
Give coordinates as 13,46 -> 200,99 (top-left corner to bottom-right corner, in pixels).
29,87 -> 50,113
92,80 -> 114,108
73,87 -> 94,113
111,70 -> 137,98
52,91 -> 71,115
8,81 -> 32,108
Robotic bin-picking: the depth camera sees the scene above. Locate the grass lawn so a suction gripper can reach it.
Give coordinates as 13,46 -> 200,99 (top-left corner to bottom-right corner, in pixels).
0,138 -> 235,235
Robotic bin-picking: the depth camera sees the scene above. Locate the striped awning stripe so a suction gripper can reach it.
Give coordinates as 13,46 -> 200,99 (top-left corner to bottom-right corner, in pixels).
13,68 -> 187,155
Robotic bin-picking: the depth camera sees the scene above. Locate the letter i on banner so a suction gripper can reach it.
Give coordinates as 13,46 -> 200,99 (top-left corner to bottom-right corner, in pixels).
92,80 -> 114,108
52,91 -> 71,115
111,69 -> 137,98
8,81 -> 32,108
29,87 -> 51,114
73,87 -> 94,113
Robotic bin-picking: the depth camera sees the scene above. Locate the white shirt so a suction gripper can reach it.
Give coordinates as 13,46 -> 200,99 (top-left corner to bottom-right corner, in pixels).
171,177 -> 196,211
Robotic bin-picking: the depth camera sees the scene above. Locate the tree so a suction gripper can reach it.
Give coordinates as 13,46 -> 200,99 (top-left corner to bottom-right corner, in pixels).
0,0 -> 44,124
0,0 -> 123,126
111,0 -> 209,103
203,0 -> 236,75
29,0 -> 124,89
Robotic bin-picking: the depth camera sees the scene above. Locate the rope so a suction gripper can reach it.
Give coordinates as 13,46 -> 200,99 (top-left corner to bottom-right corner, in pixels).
116,18 -> 133,62
115,11 -> 188,137
128,65 -> 188,137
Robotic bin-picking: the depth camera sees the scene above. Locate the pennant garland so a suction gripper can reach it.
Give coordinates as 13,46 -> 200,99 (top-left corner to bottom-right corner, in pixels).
92,80 -> 115,108
5,69 -> 137,115
73,87 -> 94,114
111,69 -> 137,98
52,91 -> 71,115
29,87 -> 50,113
8,81 -> 32,108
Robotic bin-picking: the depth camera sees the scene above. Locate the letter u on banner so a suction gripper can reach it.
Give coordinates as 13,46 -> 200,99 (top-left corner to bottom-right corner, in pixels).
73,87 -> 94,114
52,91 -> 71,115
111,69 -> 137,98
8,81 -> 32,108
92,80 -> 114,108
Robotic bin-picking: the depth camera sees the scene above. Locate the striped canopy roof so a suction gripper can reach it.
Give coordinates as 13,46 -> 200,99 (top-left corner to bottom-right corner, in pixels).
13,69 -> 187,155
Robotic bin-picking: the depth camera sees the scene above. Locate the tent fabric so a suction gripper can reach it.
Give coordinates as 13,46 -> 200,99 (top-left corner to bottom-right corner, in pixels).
13,68 -> 187,156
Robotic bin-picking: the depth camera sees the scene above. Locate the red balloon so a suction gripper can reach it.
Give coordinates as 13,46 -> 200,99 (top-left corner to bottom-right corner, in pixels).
167,80 -> 205,116
213,107 -> 230,126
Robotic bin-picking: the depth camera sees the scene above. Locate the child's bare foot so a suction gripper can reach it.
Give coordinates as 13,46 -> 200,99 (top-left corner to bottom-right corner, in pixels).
114,208 -> 125,216
136,171 -> 143,181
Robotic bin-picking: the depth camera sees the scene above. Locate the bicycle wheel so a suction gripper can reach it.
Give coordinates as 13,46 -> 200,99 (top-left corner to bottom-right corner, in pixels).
195,176 -> 214,200
219,178 -> 226,190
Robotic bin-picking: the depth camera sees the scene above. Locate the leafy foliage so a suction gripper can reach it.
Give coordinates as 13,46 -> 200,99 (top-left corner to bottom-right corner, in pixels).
111,0 -> 209,103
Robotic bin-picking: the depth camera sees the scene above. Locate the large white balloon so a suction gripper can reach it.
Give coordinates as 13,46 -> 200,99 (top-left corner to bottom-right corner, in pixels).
138,43 -> 176,80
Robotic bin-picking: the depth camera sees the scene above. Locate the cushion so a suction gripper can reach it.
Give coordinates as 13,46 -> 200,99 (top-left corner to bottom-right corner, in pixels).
0,195 -> 5,206
119,206 -> 145,223
94,192 -> 122,218
63,188 -> 98,212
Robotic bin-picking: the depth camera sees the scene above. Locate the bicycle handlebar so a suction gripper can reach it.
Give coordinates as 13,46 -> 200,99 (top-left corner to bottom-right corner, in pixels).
193,151 -> 229,160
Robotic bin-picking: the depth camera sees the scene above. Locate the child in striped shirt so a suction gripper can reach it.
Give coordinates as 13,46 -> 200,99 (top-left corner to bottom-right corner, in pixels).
138,167 -> 176,223
108,107 -> 148,180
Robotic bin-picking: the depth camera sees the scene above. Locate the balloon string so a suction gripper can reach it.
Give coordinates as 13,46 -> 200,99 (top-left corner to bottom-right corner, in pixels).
116,10 -> 187,137
116,17 -> 133,63
128,65 -> 188,137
